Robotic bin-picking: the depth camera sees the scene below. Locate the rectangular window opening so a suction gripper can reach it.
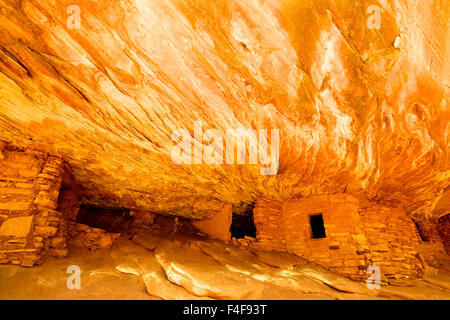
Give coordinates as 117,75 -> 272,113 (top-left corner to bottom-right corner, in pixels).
310,214 -> 326,239
230,202 -> 256,239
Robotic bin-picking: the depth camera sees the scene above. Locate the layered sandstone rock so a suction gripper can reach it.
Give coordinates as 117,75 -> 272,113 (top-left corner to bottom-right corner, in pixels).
0,0 -> 448,294
192,203 -> 232,242
0,0 -> 448,221
440,215 -> 450,256
3,231 -> 450,300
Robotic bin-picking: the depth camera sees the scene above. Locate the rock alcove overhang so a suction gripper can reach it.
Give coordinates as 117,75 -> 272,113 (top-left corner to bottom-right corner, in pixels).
0,0 -> 448,220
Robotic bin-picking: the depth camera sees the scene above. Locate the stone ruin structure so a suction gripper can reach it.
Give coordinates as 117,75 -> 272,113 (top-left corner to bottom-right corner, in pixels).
0,145 -> 72,266
252,196 -> 448,282
0,0 -> 448,295
193,193 -> 449,283
1,142 -> 447,285
0,144 -> 119,266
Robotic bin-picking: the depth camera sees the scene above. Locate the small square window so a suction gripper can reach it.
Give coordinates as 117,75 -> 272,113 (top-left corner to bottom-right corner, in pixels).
310,214 -> 326,239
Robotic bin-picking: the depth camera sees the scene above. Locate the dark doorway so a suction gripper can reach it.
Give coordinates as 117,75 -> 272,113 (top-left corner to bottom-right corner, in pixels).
230,203 -> 256,239
77,205 -> 134,233
310,214 -> 326,239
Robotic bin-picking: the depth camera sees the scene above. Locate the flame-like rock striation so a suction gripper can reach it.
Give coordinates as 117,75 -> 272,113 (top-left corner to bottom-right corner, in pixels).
0,0 -> 448,219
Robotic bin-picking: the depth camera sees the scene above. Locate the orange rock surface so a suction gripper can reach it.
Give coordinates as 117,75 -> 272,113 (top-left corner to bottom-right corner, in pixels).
0,0 -> 448,222
1,232 -> 450,300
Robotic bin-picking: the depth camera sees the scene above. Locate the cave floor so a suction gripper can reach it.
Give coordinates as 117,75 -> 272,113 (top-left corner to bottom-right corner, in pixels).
1,232 -> 449,300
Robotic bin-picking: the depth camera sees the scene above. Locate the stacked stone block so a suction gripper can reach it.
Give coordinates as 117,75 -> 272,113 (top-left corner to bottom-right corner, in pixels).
253,194 -> 439,281
282,194 -> 368,281
0,144 -> 78,266
415,218 -> 449,269
253,199 -> 285,251
359,200 -> 425,280
67,222 -> 120,250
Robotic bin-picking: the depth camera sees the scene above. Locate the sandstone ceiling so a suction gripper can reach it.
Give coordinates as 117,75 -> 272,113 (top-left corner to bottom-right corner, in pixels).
0,0 -> 448,220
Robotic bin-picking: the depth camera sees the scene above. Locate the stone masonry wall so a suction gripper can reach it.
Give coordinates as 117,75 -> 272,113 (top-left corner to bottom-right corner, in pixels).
358,200 -> 425,280
0,143 -> 78,266
282,194 -> 368,281
67,222 -> 120,250
253,194 -> 430,281
253,199 -> 285,251
415,218 -> 449,270
193,204 -> 232,242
